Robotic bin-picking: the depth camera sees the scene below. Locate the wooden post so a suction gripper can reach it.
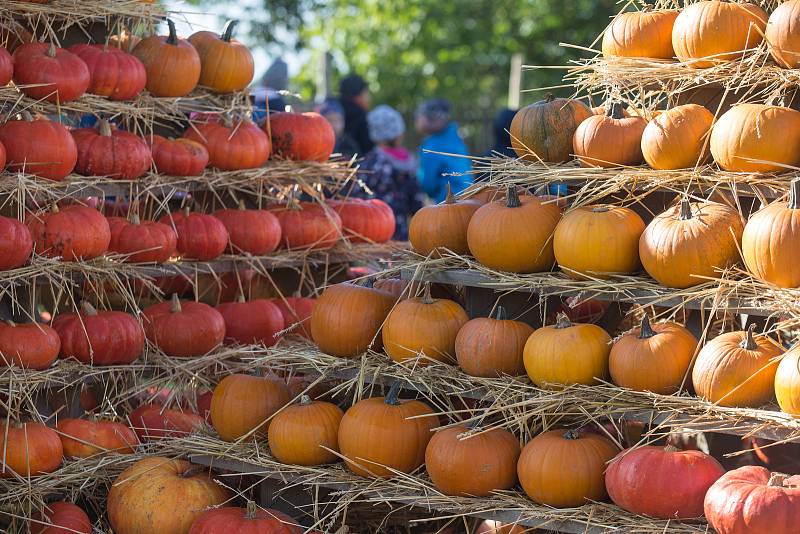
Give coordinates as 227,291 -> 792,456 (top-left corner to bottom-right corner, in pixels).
508,53 -> 523,109
316,51 -> 333,102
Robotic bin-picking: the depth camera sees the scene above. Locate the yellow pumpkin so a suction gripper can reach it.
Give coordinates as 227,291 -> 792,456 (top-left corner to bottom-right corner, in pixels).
573,103 -> 647,167
602,9 -> 679,59
767,0 -> 800,68
641,104 -> 714,170
775,346 -> 800,415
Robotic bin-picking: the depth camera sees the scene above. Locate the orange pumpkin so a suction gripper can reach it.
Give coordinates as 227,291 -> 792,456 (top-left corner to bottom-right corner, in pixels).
0,421 -> 62,478
56,418 -> 138,457
0,321 -> 60,370
602,9 -> 679,59
767,1 -> 800,68
454,306 -> 533,377
510,94 -> 593,163
408,183 -> 481,256
132,19 -> 201,97
210,373 -> 292,441
775,346 -> 800,415
189,20 -> 254,93
267,395 -> 343,466
31,502 -> 91,534
573,103 -> 647,167
641,104 -> 714,170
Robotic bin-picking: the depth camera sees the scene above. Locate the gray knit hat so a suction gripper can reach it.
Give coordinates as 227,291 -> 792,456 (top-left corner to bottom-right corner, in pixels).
367,105 -> 405,143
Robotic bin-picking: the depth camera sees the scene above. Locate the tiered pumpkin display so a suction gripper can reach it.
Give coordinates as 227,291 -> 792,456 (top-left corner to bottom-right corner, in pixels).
704,465 -> 800,534
143,294 -> 226,357
523,313 -> 611,388
184,116 -> 271,170
425,424 -> 520,497
408,184 -> 480,256
268,111 -> 336,162
210,373 -> 291,441
517,429 -> 618,507
775,346 -> 800,415
0,421 -> 62,477
56,418 -> 138,457
31,502 -> 91,534
71,119 -> 151,180
189,503 -> 302,534
107,457 -> 231,534
454,306 -> 533,377
509,94 -> 593,162
107,214 -> 177,262
553,205 -> 644,279
149,136 -> 210,176
609,315 -> 698,394
573,102 -> 646,167
692,325 -> 782,407
330,198 -> 396,243
0,321 -> 60,369
672,1 -> 767,68
0,113 -> 78,181
767,1 -> 800,69
159,208 -> 229,261
467,187 -> 561,273
132,19 -> 201,97
742,179 -> 800,288
639,199 -> 744,288
268,395 -> 343,466
269,201 -> 342,250
0,216 -> 32,270
12,43 -> 90,102
640,104 -> 714,170
130,404 -> 205,441
27,204 -> 111,261
216,296 -> 284,346
53,302 -> 144,365
606,445 -> 725,518
338,382 -> 437,478
213,201 -> 282,254
310,282 -> 395,357
189,20 -> 254,93
382,284 -> 468,365
602,8 -> 679,59
271,294 -> 315,339
68,44 -> 147,100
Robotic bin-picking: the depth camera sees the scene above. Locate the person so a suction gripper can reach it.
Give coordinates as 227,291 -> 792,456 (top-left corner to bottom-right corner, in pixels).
339,74 -> 373,156
415,98 -> 472,203
352,105 -> 424,240
318,98 -> 360,159
485,107 -> 517,158
252,58 -> 288,122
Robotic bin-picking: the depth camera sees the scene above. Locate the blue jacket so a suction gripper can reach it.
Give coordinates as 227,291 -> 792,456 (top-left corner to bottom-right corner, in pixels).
418,123 -> 473,203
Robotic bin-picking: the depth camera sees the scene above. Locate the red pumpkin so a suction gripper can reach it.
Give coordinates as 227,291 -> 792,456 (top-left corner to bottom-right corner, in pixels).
68,44 -> 146,100
0,321 -> 60,370
606,445 -> 725,519
53,301 -> 144,365
149,135 -> 209,176
13,43 -> 89,102
159,208 -> 229,261
216,296 -> 284,346
0,421 -> 62,478
143,294 -> 226,357
0,113 -> 77,181
72,120 -> 151,180
189,503 -> 301,534
31,502 -> 91,534
270,202 -> 343,250
27,204 -> 111,261
329,199 -> 396,243
213,201 -> 282,254
271,296 -> 315,339
108,214 -> 177,263
266,111 -> 335,162
183,117 -> 271,170
0,46 -> 12,85
0,215 -> 33,270
129,404 -> 205,441
56,418 -> 138,457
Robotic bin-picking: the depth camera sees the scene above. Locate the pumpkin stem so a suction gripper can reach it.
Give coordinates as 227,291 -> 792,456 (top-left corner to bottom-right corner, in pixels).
554,312 -> 572,329
98,119 -> 112,137
679,199 -> 693,220
299,394 -> 312,406
562,429 -> 581,440
444,182 -> 455,204
221,20 -> 238,42
789,179 -> 800,210
80,301 -> 99,316
130,213 -> 141,225
545,93 -> 555,103
235,293 -> 246,303
179,465 -> 204,478
384,381 -> 402,406
165,19 -> 179,46
591,205 -> 610,213
238,199 -> 247,211
5,320 -> 16,327
21,111 -> 34,122
608,102 -> 625,120
663,444 -> 681,453
245,500 -> 258,519
182,206 -> 191,218
768,473 -> 790,487
420,283 -> 434,304
47,42 -> 57,58
492,306 -> 507,321
638,314 -> 656,339
170,293 -> 182,314
740,324 -> 758,350
51,204 -> 60,214
506,186 -> 521,208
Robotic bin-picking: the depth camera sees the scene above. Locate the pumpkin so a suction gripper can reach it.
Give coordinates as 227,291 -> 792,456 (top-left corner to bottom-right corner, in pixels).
311,283 -> 395,357
72,119 -> 151,180
329,198 -> 396,243
742,179 -> 800,287
640,199 -> 744,288
27,204 -> 111,261
408,184 -> 481,256
768,1 -> 800,69
475,522 -> 529,534
213,201 -> 282,254
68,44 -> 146,100
467,186 -> 561,273
189,503 -> 301,534
267,111 -> 336,162
56,418 -> 138,457
338,382 -> 437,478
775,346 -> 800,415
149,135 -> 209,176
641,104 -> 714,170
0,215 -> 32,270
268,395 -> 343,466
454,306 -> 533,377
383,284 -> 468,365
425,424 -> 520,496
108,214 -> 177,263
0,113 -> 77,181
672,1 -> 767,69
271,295 -> 315,339
143,294 -> 226,357
210,373 -> 291,441
159,208 -> 229,261
109,27 -> 141,53
31,502 -> 91,534
216,296 -> 284,346
573,102 -> 647,167
518,429 -> 618,507
53,301 -> 144,365
0,46 -> 12,85
692,325 -> 782,407
553,205 -> 645,279
0,421 -> 62,478
188,20 -> 254,93
510,94 -> 593,162
130,404 -> 205,441
602,8 -> 679,59
183,117 -> 271,170
523,313 -> 611,388
704,465 -> 800,534
269,202 -> 342,250
107,457 -> 231,534
605,445 -> 724,518
609,315 -> 697,394
710,104 -> 800,173
0,321 -> 60,370
12,42 -> 89,102
131,19 -> 201,97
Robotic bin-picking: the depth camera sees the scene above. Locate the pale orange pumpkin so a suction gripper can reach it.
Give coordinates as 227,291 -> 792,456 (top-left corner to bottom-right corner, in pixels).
454,306 -> 533,377
408,183 -> 480,256
573,103 -> 647,167
641,104 -> 714,170
767,1 -> 800,68
267,395 -> 343,466
210,373 -> 292,441
775,346 -> 800,415
602,9 -> 679,59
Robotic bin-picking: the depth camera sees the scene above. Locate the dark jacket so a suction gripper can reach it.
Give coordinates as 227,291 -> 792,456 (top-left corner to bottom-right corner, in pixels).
341,98 -> 374,156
